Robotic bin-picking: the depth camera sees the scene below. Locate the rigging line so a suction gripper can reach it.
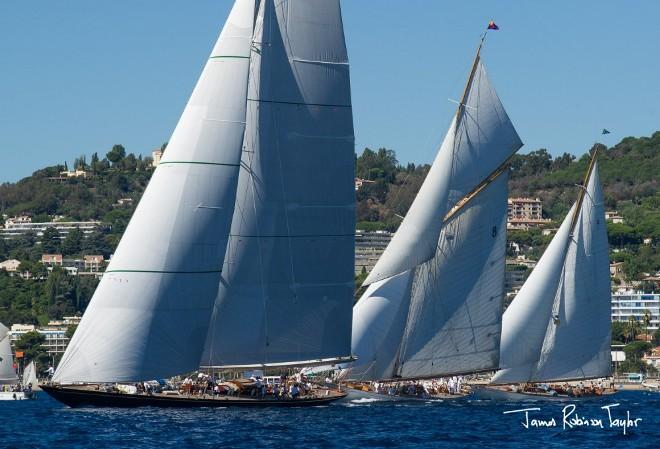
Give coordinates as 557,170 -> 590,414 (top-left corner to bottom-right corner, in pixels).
272,104 -> 299,307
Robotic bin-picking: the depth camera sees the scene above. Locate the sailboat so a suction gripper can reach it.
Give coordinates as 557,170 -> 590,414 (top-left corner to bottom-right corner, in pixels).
42,0 -> 355,408
23,361 -> 38,389
0,322 -> 35,400
342,37 -> 523,399
474,150 -> 615,400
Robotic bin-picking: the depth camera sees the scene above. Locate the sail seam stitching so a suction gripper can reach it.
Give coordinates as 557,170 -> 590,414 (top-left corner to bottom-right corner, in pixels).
247,98 -> 351,108
230,234 -> 355,238
159,161 -> 240,167
105,270 -> 222,274
209,55 -> 250,59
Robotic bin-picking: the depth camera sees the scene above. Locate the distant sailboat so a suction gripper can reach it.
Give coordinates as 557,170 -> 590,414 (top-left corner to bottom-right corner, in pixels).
0,321 -> 35,400
343,38 -> 523,396
23,361 -> 38,388
475,150 -> 614,400
0,322 -> 19,385
43,0 -> 355,408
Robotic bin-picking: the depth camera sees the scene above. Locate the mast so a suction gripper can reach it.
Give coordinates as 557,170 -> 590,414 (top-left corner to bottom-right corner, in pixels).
569,146 -> 600,233
455,33 -> 486,131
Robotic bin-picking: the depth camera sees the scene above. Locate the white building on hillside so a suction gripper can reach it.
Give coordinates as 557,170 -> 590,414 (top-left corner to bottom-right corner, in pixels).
611,289 -> 660,332
0,259 -> 21,272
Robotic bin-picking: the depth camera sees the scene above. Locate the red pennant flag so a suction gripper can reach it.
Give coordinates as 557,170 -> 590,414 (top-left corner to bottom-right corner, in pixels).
487,20 -> 499,30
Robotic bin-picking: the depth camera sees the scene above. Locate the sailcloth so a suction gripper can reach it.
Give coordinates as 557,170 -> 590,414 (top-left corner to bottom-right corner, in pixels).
348,57 -> 521,381
349,271 -> 415,380
0,322 -> 18,384
396,172 -> 509,378
349,173 -> 510,381
23,361 -> 38,386
202,0 -> 355,367
364,60 -> 522,285
54,0 -> 256,383
493,161 -> 611,384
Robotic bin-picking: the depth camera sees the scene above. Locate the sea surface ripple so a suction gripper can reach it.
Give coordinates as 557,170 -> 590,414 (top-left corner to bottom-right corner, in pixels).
2,390 -> 658,448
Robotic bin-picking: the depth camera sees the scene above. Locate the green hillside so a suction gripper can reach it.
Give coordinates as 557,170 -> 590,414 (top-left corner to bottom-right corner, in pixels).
0,134 -> 658,326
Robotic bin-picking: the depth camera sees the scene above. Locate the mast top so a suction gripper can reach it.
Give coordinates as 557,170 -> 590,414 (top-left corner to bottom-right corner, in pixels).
569,144 -> 601,233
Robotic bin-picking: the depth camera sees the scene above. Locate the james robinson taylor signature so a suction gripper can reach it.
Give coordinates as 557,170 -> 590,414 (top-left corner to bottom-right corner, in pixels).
503,403 -> 642,435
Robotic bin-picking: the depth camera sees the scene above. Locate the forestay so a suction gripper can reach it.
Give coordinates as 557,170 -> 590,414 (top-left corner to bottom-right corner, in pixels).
202,0 -> 355,367
364,60 -> 522,285
53,0 -> 256,383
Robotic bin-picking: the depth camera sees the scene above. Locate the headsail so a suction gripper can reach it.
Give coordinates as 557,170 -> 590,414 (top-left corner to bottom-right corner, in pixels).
364,59 -> 522,285
0,322 -> 18,385
202,0 -> 355,368
53,0 -> 256,383
493,159 -> 611,384
349,271 -> 415,381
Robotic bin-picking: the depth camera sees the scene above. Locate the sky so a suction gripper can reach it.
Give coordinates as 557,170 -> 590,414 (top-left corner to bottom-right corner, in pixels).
1,1 -> 659,183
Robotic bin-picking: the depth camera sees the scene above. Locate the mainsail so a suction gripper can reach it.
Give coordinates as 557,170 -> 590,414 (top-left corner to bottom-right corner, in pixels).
348,49 -> 522,381
54,0 -> 256,383
364,59 -> 522,286
396,172 -> 509,378
0,322 -> 18,385
202,0 -> 355,368
493,158 -> 611,384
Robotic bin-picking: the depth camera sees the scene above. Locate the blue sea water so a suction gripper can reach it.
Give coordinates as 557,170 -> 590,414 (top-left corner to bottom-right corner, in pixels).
2,391 -> 658,448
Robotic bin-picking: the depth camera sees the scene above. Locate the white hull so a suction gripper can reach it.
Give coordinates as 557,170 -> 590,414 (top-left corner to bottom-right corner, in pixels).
346,386 -> 467,402
471,386 -> 616,401
642,381 -> 659,392
0,391 -> 36,401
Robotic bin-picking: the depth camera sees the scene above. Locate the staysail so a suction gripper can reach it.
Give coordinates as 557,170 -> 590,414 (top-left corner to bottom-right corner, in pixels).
493,158 -> 611,384
202,0 -> 355,368
53,0 -> 256,383
348,51 -> 522,381
0,322 -> 18,384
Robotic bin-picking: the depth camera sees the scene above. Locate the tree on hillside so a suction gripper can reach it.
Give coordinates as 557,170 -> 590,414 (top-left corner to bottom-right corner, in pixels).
90,152 -> 100,174
626,316 -> 641,342
642,310 -> 652,341
60,227 -> 83,256
623,341 -> 652,364
611,321 -> 628,344
123,153 -> 138,172
356,147 -> 398,182
106,144 -> 126,166
74,155 -> 87,171
551,152 -> 575,171
15,331 -> 50,367
41,227 -> 60,254
653,328 -> 660,346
